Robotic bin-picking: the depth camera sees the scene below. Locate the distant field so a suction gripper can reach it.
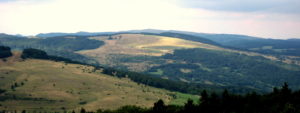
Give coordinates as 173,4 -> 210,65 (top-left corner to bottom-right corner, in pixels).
78,34 -> 224,71
78,34 -> 285,72
0,54 -> 198,112
80,34 -> 223,56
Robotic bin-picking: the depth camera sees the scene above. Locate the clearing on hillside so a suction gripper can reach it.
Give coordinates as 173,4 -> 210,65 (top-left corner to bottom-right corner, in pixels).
78,34 -> 279,72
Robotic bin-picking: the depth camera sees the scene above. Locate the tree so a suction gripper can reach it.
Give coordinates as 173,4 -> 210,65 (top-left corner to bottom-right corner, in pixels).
281,82 -> 291,95
200,90 -> 208,104
152,99 -> 165,113
0,46 -> 12,58
184,99 -> 196,113
21,48 -> 49,59
80,108 -> 86,113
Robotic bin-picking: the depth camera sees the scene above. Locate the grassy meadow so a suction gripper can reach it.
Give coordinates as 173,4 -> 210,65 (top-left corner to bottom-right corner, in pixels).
0,54 -> 198,112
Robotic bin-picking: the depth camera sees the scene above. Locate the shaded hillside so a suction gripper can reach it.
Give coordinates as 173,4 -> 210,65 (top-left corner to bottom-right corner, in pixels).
0,35 -> 104,64
224,38 -> 300,56
148,48 -> 300,91
165,31 -> 300,56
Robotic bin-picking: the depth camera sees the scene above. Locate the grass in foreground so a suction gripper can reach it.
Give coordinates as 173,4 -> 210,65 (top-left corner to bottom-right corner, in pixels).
0,55 -> 198,111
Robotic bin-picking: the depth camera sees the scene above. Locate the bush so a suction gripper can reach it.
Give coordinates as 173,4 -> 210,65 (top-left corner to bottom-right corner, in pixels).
21,48 -> 48,59
0,46 -> 12,58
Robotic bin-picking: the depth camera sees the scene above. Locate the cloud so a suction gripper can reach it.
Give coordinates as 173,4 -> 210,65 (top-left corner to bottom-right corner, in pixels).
0,0 -> 39,3
178,0 -> 300,14
0,0 -> 299,38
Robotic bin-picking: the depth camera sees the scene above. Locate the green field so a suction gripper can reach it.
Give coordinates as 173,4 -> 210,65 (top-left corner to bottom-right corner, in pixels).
0,54 -> 198,112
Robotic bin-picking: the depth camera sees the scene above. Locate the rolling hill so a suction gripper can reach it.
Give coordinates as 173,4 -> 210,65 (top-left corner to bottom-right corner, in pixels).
78,34 -> 279,70
76,34 -> 300,92
78,34 -> 225,71
0,53 -> 198,112
1,31 -> 300,93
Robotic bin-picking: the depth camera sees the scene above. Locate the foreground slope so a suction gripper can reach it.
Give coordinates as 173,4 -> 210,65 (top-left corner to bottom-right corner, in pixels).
0,53 -> 198,111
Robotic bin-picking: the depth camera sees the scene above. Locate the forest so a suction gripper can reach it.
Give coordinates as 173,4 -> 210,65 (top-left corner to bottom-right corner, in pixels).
0,46 -> 12,58
0,35 -> 104,63
148,48 -> 300,91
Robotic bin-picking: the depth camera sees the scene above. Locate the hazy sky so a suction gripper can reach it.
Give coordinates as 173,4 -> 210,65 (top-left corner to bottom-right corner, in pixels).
0,0 -> 299,39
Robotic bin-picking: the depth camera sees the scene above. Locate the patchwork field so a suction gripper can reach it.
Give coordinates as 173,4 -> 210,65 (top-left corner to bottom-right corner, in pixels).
78,34 -> 286,72
80,34 -> 223,56
77,34 -> 225,71
0,54 -> 198,112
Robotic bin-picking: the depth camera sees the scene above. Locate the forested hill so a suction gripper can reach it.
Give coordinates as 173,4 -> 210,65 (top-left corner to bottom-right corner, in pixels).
36,32 -> 118,38
153,32 -> 220,46
148,48 -> 300,91
160,30 -> 300,56
0,35 -> 104,63
116,29 -> 300,56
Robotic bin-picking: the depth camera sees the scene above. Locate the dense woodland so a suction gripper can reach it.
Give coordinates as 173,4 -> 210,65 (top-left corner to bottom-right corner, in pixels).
21,48 -> 86,64
148,48 -> 300,91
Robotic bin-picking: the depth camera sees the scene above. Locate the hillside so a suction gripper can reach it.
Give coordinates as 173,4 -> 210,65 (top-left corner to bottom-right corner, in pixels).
0,35 -> 104,64
77,33 -> 293,71
78,34 -> 243,71
151,48 -> 300,91
76,34 -> 300,92
0,53 -> 198,112
2,32 -> 300,93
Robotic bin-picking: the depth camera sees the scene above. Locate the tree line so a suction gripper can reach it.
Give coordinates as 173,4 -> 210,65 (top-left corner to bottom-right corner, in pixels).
75,83 -> 300,113
12,83 -> 300,113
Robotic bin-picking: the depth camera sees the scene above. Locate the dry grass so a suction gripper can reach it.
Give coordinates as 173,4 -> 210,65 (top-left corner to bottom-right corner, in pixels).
77,34 -> 224,71
0,56 -> 198,111
78,33 -> 293,72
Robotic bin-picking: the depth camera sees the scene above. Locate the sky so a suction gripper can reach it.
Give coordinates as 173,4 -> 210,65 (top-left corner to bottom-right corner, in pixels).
0,0 -> 299,39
